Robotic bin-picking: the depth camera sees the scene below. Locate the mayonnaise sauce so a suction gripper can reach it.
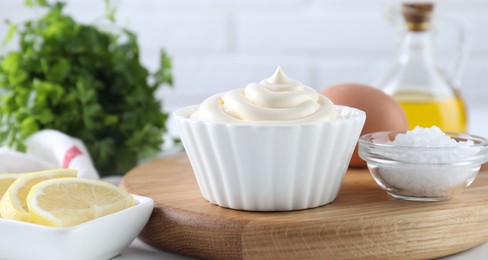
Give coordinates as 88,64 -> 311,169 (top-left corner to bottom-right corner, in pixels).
190,67 -> 338,123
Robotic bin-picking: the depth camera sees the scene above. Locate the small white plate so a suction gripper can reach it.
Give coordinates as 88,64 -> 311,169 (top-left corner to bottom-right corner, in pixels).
0,194 -> 153,260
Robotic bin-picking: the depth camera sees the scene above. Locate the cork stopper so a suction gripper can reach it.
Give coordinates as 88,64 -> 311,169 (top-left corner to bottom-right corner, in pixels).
402,2 -> 434,31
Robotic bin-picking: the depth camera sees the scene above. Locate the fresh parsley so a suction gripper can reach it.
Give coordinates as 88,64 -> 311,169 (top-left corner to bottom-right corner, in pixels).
0,1 -> 173,176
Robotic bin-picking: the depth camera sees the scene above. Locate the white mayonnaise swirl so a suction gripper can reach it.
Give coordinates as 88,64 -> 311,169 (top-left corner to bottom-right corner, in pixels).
190,67 -> 338,123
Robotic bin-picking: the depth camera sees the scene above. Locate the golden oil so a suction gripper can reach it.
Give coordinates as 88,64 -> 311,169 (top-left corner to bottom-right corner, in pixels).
394,91 -> 467,133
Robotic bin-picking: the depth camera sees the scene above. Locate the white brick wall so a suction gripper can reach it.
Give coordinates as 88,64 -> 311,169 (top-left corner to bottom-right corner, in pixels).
0,0 -> 487,112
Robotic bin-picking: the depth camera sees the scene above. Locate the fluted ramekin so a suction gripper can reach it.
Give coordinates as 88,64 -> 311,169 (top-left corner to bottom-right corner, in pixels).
174,106 -> 365,211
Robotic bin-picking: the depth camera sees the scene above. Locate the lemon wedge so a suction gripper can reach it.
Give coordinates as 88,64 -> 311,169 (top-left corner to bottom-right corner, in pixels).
0,173 -> 23,200
27,178 -> 133,227
0,169 -> 77,221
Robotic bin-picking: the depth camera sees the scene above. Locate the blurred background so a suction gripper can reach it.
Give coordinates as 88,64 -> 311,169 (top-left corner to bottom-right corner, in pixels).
1,0 -> 487,136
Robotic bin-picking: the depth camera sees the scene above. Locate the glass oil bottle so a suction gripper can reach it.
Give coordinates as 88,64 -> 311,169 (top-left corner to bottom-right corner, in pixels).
378,3 -> 468,132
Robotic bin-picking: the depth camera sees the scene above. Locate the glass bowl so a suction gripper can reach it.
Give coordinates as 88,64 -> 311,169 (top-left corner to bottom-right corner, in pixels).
358,131 -> 488,201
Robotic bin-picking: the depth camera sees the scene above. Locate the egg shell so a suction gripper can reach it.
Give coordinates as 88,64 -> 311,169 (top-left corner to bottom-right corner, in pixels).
321,83 -> 408,167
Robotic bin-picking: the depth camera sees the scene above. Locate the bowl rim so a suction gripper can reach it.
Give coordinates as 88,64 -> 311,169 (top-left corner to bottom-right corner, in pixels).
359,130 -> 488,150
358,130 -> 488,166
173,105 -> 366,127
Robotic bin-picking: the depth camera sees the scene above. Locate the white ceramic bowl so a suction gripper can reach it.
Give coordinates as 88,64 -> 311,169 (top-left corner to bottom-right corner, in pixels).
174,105 -> 366,211
0,194 -> 153,260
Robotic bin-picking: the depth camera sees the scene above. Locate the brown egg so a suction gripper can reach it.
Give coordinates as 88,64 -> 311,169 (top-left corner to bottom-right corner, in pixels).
321,83 -> 408,167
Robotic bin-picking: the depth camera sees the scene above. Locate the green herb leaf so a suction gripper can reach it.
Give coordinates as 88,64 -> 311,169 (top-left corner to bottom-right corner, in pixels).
1,22 -> 17,49
104,0 -> 117,22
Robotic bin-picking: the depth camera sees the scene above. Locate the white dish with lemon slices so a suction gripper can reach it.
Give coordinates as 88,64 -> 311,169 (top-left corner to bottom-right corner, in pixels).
0,169 -> 154,260
0,194 -> 153,260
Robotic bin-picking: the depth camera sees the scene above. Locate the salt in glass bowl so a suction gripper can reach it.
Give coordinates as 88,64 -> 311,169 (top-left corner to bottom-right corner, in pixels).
358,131 -> 488,201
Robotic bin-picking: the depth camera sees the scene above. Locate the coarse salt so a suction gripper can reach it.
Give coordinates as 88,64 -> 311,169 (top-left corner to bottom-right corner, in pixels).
374,126 -> 479,198
389,126 -> 473,148
385,126 -> 477,164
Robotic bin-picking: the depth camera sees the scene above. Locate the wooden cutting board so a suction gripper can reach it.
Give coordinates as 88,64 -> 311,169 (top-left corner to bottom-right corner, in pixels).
120,154 -> 488,260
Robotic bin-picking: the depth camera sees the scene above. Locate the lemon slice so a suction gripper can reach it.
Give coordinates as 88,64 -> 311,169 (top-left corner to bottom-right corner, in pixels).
0,169 -> 77,221
27,178 -> 134,227
0,173 -> 23,200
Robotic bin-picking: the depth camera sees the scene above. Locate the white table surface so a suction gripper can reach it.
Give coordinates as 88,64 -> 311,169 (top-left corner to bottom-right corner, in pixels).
114,238 -> 488,260
114,104 -> 488,260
